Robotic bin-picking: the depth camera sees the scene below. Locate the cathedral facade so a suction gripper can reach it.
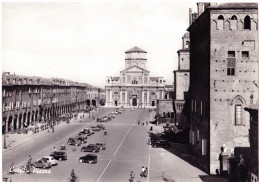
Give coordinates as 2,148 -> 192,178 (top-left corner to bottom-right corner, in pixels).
105,46 -> 166,108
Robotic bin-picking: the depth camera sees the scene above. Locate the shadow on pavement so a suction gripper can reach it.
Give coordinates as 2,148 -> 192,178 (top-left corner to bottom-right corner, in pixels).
199,175 -> 230,182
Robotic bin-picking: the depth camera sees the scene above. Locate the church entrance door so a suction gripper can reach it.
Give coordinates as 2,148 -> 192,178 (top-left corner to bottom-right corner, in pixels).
132,98 -> 137,106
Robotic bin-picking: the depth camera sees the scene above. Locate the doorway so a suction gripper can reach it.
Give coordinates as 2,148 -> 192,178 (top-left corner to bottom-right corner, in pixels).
132,98 -> 137,106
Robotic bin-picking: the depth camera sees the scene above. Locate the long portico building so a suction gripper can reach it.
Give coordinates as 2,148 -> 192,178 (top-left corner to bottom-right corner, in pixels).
105,46 -> 166,108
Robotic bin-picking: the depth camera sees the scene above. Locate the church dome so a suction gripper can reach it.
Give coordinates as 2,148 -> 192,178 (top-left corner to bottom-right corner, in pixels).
125,46 -> 147,53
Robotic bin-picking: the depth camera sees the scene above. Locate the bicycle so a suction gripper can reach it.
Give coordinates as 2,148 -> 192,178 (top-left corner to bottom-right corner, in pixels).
68,175 -> 80,182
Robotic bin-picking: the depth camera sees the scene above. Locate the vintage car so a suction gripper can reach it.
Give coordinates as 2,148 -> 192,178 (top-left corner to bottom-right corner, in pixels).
79,154 -> 97,164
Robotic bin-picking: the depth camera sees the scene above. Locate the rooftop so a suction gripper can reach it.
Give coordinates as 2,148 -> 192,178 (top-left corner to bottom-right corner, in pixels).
125,46 -> 147,53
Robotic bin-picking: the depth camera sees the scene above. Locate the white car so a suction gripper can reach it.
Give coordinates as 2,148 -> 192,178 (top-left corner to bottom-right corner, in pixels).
42,156 -> 58,166
130,108 -> 135,111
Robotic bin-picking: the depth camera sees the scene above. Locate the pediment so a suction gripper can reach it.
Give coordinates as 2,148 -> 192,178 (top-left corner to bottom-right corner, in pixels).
121,66 -> 149,73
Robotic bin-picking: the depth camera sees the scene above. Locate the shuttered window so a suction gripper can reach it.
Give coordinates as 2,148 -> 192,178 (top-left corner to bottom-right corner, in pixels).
227,58 -> 236,76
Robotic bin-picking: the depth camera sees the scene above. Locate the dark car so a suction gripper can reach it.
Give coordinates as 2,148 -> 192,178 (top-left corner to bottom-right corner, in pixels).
96,143 -> 106,150
151,139 -> 169,148
79,154 -> 97,164
97,124 -> 105,130
50,151 -> 67,161
81,144 -> 99,153
79,129 -> 93,136
76,136 -> 87,144
67,138 -> 81,146
150,133 -> 166,143
78,133 -> 88,139
91,126 -> 101,132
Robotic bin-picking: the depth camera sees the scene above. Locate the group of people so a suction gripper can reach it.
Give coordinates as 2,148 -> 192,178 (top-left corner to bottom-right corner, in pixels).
140,166 -> 148,177
129,166 -> 149,181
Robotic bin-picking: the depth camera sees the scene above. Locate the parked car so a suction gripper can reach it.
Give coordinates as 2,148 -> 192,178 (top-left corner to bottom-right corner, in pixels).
33,159 -> 52,169
50,151 -> 67,161
97,124 -> 105,130
41,156 -> 58,166
108,114 -> 115,118
78,133 -> 88,139
151,139 -> 169,148
96,143 -> 106,150
150,133 -> 166,143
81,144 -> 99,153
91,126 -> 101,132
130,108 -> 135,111
79,154 -> 97,164
116,110 -> 122,114
67,138 -> 81,146
79,128 -> 94,136
76,136 -> 87,144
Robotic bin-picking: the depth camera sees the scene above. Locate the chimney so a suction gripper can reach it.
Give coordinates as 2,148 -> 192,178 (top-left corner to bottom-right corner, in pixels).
189,8 -> 192,26
197,2 -> 204,16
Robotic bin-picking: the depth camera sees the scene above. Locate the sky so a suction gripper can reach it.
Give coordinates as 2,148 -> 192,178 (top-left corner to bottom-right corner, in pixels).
2,1 -> 198,88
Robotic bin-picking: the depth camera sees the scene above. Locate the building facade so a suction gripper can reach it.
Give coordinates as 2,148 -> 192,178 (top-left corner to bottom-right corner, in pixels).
188,3 -> 258,174
2,73 -> 97,134
173,32 -> 190,128
105,46 -> 166,108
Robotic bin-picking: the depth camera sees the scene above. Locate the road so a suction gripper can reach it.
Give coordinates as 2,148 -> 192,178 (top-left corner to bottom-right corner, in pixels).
2,108 -> 207,182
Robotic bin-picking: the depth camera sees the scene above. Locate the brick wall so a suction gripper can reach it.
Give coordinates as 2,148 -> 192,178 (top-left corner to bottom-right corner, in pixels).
209,9 -> 258,174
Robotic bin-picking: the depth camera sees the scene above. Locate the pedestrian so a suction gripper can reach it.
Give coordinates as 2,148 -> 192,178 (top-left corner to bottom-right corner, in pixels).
83,115 -> 84,118
142,121 -> 145,126
138,120 -> 140,125
141,166 -> 145,177
130,171 -> 135,182
148,138 -> 151,145
150,126 -> 153,132
218,147 -> 224,175
143,167 -> 148,177
237,154 -> 246,181
53,146 -> 56,153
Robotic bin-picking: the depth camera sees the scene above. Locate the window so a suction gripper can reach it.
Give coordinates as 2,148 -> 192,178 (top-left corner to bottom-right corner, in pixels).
217,15 -> 224,30
242,51 -> 249,58
200,101 -> 203,116
230,15 -> 237,30
231,15 -> 237,20
197,130 -> 200,142
244,15 -> 251,30
228,51 -> 235,57
132,79 -> 138,84
194,100 -> 196,113
186,41 -> 190,48
218,15 -> 224,20
235,104 -> 243,125
192,131 -> 195,145
227,58 -> 236,76
202,139 -> 207,155
235,105 -> 242,125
